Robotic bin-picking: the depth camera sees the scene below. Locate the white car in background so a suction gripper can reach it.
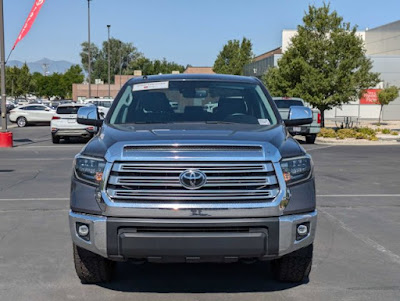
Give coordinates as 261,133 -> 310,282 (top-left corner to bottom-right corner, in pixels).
50,103 -> 96,144
9,104 -> 55,127
83,99 -> 113,118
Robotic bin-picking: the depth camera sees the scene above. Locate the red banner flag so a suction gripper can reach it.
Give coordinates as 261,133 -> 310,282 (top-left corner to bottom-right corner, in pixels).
12,0 -> 46,50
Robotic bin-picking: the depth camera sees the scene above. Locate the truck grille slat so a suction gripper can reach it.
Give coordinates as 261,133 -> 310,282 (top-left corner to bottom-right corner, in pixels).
106,161 -> 279,203
109,175 -> 278,187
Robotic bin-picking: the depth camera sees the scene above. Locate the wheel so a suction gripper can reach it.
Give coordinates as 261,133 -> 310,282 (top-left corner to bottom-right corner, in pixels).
52,135 -> 60,144
17,116 -> 27,127
73,244 -> 114,284
305,134 -> 317,144
272,244 -> 313,283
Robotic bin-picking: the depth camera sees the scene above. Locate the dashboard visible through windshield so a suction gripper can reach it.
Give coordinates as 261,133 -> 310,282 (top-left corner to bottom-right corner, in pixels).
109,81 -> 277,125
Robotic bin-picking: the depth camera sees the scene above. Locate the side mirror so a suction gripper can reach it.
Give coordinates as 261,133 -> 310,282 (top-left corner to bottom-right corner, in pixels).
77,106 -> 103,127
284,106 -> 313,126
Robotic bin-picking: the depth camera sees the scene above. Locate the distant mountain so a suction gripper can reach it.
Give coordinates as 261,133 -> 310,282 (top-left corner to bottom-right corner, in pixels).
7,58 -> 76,75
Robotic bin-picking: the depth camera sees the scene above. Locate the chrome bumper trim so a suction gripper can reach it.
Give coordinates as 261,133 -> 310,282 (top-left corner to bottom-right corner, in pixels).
69,210 -> 317,259
278,210 -> 317,256
69,211 -> 107,257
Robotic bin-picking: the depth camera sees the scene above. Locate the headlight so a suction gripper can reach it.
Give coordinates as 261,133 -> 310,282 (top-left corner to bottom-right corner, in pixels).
74,155 -> 106,185
281,155 -> 313,185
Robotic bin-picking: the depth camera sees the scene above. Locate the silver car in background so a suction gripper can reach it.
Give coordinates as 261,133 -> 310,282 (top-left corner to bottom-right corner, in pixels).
9,104 -> 55,127
50,103 -> 96,144
273,97 -> 321,144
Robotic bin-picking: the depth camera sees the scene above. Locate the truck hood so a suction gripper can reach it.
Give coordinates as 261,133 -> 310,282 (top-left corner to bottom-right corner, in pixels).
81,123 -> 306,162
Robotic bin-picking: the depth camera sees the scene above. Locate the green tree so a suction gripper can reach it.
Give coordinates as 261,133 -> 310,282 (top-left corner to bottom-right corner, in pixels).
61,65 -> 84,98
5,66 -> 20,97
80,39 -> 141,83
213,37 -> 253,75
377,86 -> 399,124
80,42 -> 99,81
5,63 -> 32,98
263,3 -> 380,126
31,72 -> 44,96
126,57 -> 185,75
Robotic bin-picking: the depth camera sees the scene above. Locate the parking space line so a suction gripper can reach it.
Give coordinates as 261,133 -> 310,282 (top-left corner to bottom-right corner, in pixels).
13,145 -> 83,149
307,145 -> 335,151
320,208 -> 400,265
317,194 -> 400,197
0,158 -> 74,161
0,198 -> 69,202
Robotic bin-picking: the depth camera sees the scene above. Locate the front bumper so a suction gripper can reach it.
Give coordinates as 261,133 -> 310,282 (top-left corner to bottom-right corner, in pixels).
69,210 -> 317,261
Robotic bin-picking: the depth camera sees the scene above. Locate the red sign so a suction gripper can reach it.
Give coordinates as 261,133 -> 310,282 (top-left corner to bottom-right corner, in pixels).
360,89 -> 381,105
12,0 -> 46,50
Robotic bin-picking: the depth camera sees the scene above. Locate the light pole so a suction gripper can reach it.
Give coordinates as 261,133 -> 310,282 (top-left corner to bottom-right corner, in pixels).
87,0 -> 92,99
0,0 -> 7,132
107,25 -> 111,98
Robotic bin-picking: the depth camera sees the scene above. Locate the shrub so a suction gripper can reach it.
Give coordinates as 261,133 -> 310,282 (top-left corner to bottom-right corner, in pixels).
319,128 -> 336,138
318,127 -> 377,140
391,131 -> 399,136
357,127 -> 376,136
337,129 -> 357,138
382,128 -> 391,134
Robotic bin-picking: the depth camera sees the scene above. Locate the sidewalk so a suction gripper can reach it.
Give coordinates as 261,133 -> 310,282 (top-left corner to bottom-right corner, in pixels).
325,120 -> 400,131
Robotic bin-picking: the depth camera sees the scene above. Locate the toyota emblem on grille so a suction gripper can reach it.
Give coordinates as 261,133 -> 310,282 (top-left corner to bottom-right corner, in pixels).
179,170 -> 207,190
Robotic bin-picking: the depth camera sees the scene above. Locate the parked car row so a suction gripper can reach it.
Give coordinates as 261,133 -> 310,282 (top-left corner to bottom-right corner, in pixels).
7,100 -> 113,144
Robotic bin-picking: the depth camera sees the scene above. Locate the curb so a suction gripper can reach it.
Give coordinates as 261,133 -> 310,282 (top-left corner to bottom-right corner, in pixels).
0,124 -> 17,130
316,138 -> 400,146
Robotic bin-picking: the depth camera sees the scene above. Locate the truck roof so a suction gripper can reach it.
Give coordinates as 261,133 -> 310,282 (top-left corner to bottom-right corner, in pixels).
127,74 -> 261,85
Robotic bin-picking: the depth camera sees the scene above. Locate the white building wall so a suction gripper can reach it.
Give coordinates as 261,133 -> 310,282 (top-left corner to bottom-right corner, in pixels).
282,30 -> 366,53
365,20 -> 400,56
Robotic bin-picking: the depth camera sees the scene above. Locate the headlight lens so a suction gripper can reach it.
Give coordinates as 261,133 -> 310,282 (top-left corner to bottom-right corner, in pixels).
74,156 -> 106,185
281,155 -> 312,185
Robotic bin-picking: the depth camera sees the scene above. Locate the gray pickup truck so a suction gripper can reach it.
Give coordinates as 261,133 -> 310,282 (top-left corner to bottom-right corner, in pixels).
273,97 -> 321,144
70,74 -> 317,284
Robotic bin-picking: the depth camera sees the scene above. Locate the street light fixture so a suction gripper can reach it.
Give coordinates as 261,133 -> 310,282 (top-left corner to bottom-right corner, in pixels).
107,25 -> 111,98
87,0 -> 92,99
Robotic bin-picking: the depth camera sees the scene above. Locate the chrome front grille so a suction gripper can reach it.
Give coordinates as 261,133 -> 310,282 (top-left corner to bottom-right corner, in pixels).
106,162 -> 279,203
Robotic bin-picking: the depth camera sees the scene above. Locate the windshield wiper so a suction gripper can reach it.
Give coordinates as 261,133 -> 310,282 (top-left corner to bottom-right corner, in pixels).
132,121 -> 173,124
205,121 -> 239,124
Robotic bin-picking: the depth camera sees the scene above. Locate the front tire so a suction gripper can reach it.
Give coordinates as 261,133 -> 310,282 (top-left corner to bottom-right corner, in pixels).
73,244 -> 114,284
272,244 -> 313,283
17,117 -> 27,127
305,134 -> 317,144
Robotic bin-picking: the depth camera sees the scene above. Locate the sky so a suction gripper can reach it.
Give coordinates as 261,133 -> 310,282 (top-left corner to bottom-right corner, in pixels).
3,0 -> 400,66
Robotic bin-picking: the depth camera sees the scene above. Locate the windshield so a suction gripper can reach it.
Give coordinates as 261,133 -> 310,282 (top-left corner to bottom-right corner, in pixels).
274,99 -> 304,109
56,106 -> 83,114
99,101 -> 112,108
109,81 -> 277,125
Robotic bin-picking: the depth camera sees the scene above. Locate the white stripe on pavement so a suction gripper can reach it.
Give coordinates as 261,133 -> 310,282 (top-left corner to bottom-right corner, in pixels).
306,145 -> 335,151
0,198 -> 69,202
320,208 -> 400,266
14,146 -> 83,149
0,158 -> 73,161
317,194 -> 400,197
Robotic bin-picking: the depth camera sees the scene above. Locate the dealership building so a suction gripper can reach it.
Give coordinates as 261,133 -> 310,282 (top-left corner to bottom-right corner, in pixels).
244,20 -> 400,121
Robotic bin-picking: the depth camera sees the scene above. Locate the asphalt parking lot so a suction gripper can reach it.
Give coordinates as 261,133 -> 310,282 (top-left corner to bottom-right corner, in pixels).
0,126 -> 399,301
